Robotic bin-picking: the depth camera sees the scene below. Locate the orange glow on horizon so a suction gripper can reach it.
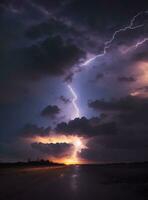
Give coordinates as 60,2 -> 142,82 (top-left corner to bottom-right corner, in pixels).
29,134 -> 88,165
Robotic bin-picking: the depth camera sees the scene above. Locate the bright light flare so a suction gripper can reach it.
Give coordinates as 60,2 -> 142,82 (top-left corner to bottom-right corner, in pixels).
31,134 -> 87,165
74,139 -> 82,150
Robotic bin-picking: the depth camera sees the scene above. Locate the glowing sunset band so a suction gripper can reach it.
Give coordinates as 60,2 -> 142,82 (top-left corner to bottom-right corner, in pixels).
32,135 -> 87,165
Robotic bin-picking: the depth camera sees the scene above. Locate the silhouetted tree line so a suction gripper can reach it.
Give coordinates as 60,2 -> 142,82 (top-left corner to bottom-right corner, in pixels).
0,159 -> 64,168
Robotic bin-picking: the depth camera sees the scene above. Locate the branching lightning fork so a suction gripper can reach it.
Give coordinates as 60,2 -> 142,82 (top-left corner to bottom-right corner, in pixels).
67,11 -> 148,120
81,10 -> 148,66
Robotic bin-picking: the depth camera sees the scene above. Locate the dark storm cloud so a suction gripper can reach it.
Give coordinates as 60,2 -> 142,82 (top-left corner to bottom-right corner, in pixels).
118,76 -> 136,82
31,142 -> 73,157
92,96 -> 148,125
59,96 -> 71,104
101,135 -> 148,150
21,124 -> 51,138
78,115 -> 148,163
88,96 -> 148,112
56,117 -> 117,137
18,35 -> 85,79
41,105 -> 60,118
0,2 -> 85,103
89,96 -> 148,127
79,137 -> 148,163
118,102 -> 148,125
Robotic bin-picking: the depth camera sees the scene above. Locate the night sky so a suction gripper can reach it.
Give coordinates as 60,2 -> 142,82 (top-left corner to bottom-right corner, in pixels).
1,0 -> 148,164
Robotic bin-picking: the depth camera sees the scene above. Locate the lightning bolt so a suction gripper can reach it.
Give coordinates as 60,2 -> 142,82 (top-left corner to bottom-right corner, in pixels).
67,11 -> 148,120
33,135 -> 87,164
81,11 -> 147,66
67,84 -> 80,119
123,38 -> 148,53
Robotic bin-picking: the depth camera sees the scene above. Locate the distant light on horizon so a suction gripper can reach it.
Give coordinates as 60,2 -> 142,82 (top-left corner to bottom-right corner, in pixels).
31,135 -> 87,165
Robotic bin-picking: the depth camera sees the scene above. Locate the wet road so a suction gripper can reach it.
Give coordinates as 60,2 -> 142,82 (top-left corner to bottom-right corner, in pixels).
0,165 -> 148,200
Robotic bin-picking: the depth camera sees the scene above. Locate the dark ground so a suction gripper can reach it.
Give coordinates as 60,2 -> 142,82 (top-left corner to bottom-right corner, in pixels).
0,163 -> 148,200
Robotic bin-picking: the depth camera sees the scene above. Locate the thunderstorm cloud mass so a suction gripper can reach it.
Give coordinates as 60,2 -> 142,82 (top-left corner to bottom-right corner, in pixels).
1,0 -> 148,165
